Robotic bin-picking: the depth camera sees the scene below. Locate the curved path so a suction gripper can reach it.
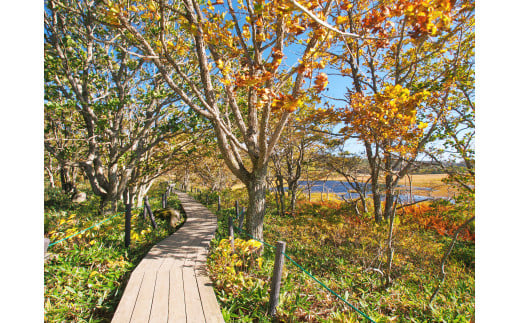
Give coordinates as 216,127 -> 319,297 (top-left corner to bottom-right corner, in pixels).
112,191 -> 224,323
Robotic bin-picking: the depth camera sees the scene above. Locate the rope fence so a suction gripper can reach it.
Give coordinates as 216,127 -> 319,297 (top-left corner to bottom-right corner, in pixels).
52,186 -> 376,322
46,183 -> 176,249
48,211 -> 125,248
200,193 -> 377,323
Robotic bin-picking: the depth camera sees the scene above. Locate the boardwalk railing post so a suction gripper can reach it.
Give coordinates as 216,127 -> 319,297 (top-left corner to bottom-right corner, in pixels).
144,196 -> 157,229
239,207 -> 245,231
206,193 -> 209,205
44,237 -> 50,255
125,202 -> 132,248
217,195 -> 221,212
269,241 -> 286,317
141,204 -> 147,219
162,193 -> 167,208
228,215 -> 235,252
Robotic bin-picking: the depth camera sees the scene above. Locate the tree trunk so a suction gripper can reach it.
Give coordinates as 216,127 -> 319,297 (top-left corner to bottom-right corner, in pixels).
275,174 -> 285,216
246,166 -> 268,241
383,156 -> 395,221
111,199 -> 118,213
360,194 -> 367,213
384,199 -> 398,287
136,179 -> 155,207
383,192 -> 396,221
45,166 -> 56,188
60,165 -> 76,194
288,181 -> 298,215
371,175 -> 383,223
365,142 -> 382,222
289,189 -> 298,215
99,197 -> 108,215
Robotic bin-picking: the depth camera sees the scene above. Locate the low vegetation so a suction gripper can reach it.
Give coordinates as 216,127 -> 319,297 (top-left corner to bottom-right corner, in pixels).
201,190 -> 474,322
43,181 -> 474,322
44,183 -> 183,322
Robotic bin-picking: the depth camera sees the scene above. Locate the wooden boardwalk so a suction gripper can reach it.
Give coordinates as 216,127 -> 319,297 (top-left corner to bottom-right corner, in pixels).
112,191 -> 225,323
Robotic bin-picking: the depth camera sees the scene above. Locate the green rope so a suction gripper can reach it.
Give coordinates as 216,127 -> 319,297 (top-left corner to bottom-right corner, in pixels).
48,212 -> 122,247
229,213 -> 376,323
48,205 -> 146,248
281,251 -> 376,323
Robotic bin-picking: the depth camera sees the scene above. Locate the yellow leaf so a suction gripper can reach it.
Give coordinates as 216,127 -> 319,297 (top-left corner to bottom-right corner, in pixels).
336,16 -> 349,24
418,122 -> 428,129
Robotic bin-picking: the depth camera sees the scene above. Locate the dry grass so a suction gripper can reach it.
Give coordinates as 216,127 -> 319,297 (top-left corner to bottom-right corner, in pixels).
325,173 -> 454,198
231,173 -> 455,198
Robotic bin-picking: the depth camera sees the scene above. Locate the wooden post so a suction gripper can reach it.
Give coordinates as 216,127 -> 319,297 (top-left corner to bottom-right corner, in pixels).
44,238 -> 50,254
144,196 -> 157,229
125,202 -> 132,248
141,203 -> 148,219
228,215 -> 234,252
269,241 -> 286,317
217,195 -> 221,211
239,207 -> 245,231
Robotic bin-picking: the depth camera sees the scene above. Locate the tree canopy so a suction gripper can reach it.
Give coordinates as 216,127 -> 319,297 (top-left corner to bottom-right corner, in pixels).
44,0 -> 474,239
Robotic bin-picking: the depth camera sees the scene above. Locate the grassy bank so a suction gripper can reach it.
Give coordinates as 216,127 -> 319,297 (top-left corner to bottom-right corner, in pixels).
200,191 -> 474,322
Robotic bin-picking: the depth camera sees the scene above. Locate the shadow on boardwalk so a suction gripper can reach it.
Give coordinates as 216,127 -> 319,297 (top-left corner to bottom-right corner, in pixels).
111,191 -> 224,323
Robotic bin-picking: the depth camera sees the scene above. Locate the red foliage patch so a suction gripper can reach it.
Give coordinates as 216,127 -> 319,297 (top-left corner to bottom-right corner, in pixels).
402,204 -> 474,242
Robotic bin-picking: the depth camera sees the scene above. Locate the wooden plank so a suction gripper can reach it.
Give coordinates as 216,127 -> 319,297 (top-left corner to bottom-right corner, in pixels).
133,257 -> 164,274
168,260 -> 186,323
183,248 -> 205,323
149,270 -> 169,323
111,272 -> 145,323
130,271 -> 157,323
112,191 -> 224,323
195,249 -> 225,323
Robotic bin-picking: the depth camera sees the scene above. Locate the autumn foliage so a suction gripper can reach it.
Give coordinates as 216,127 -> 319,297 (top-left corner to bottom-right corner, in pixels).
402,203 -> 474,242
340,84 -> 436,155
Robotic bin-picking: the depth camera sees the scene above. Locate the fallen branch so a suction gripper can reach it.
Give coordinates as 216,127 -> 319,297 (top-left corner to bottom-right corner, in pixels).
396,197 -> 445,210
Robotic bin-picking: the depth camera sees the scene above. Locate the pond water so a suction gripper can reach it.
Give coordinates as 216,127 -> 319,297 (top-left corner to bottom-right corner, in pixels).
296,180 -> 439,204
